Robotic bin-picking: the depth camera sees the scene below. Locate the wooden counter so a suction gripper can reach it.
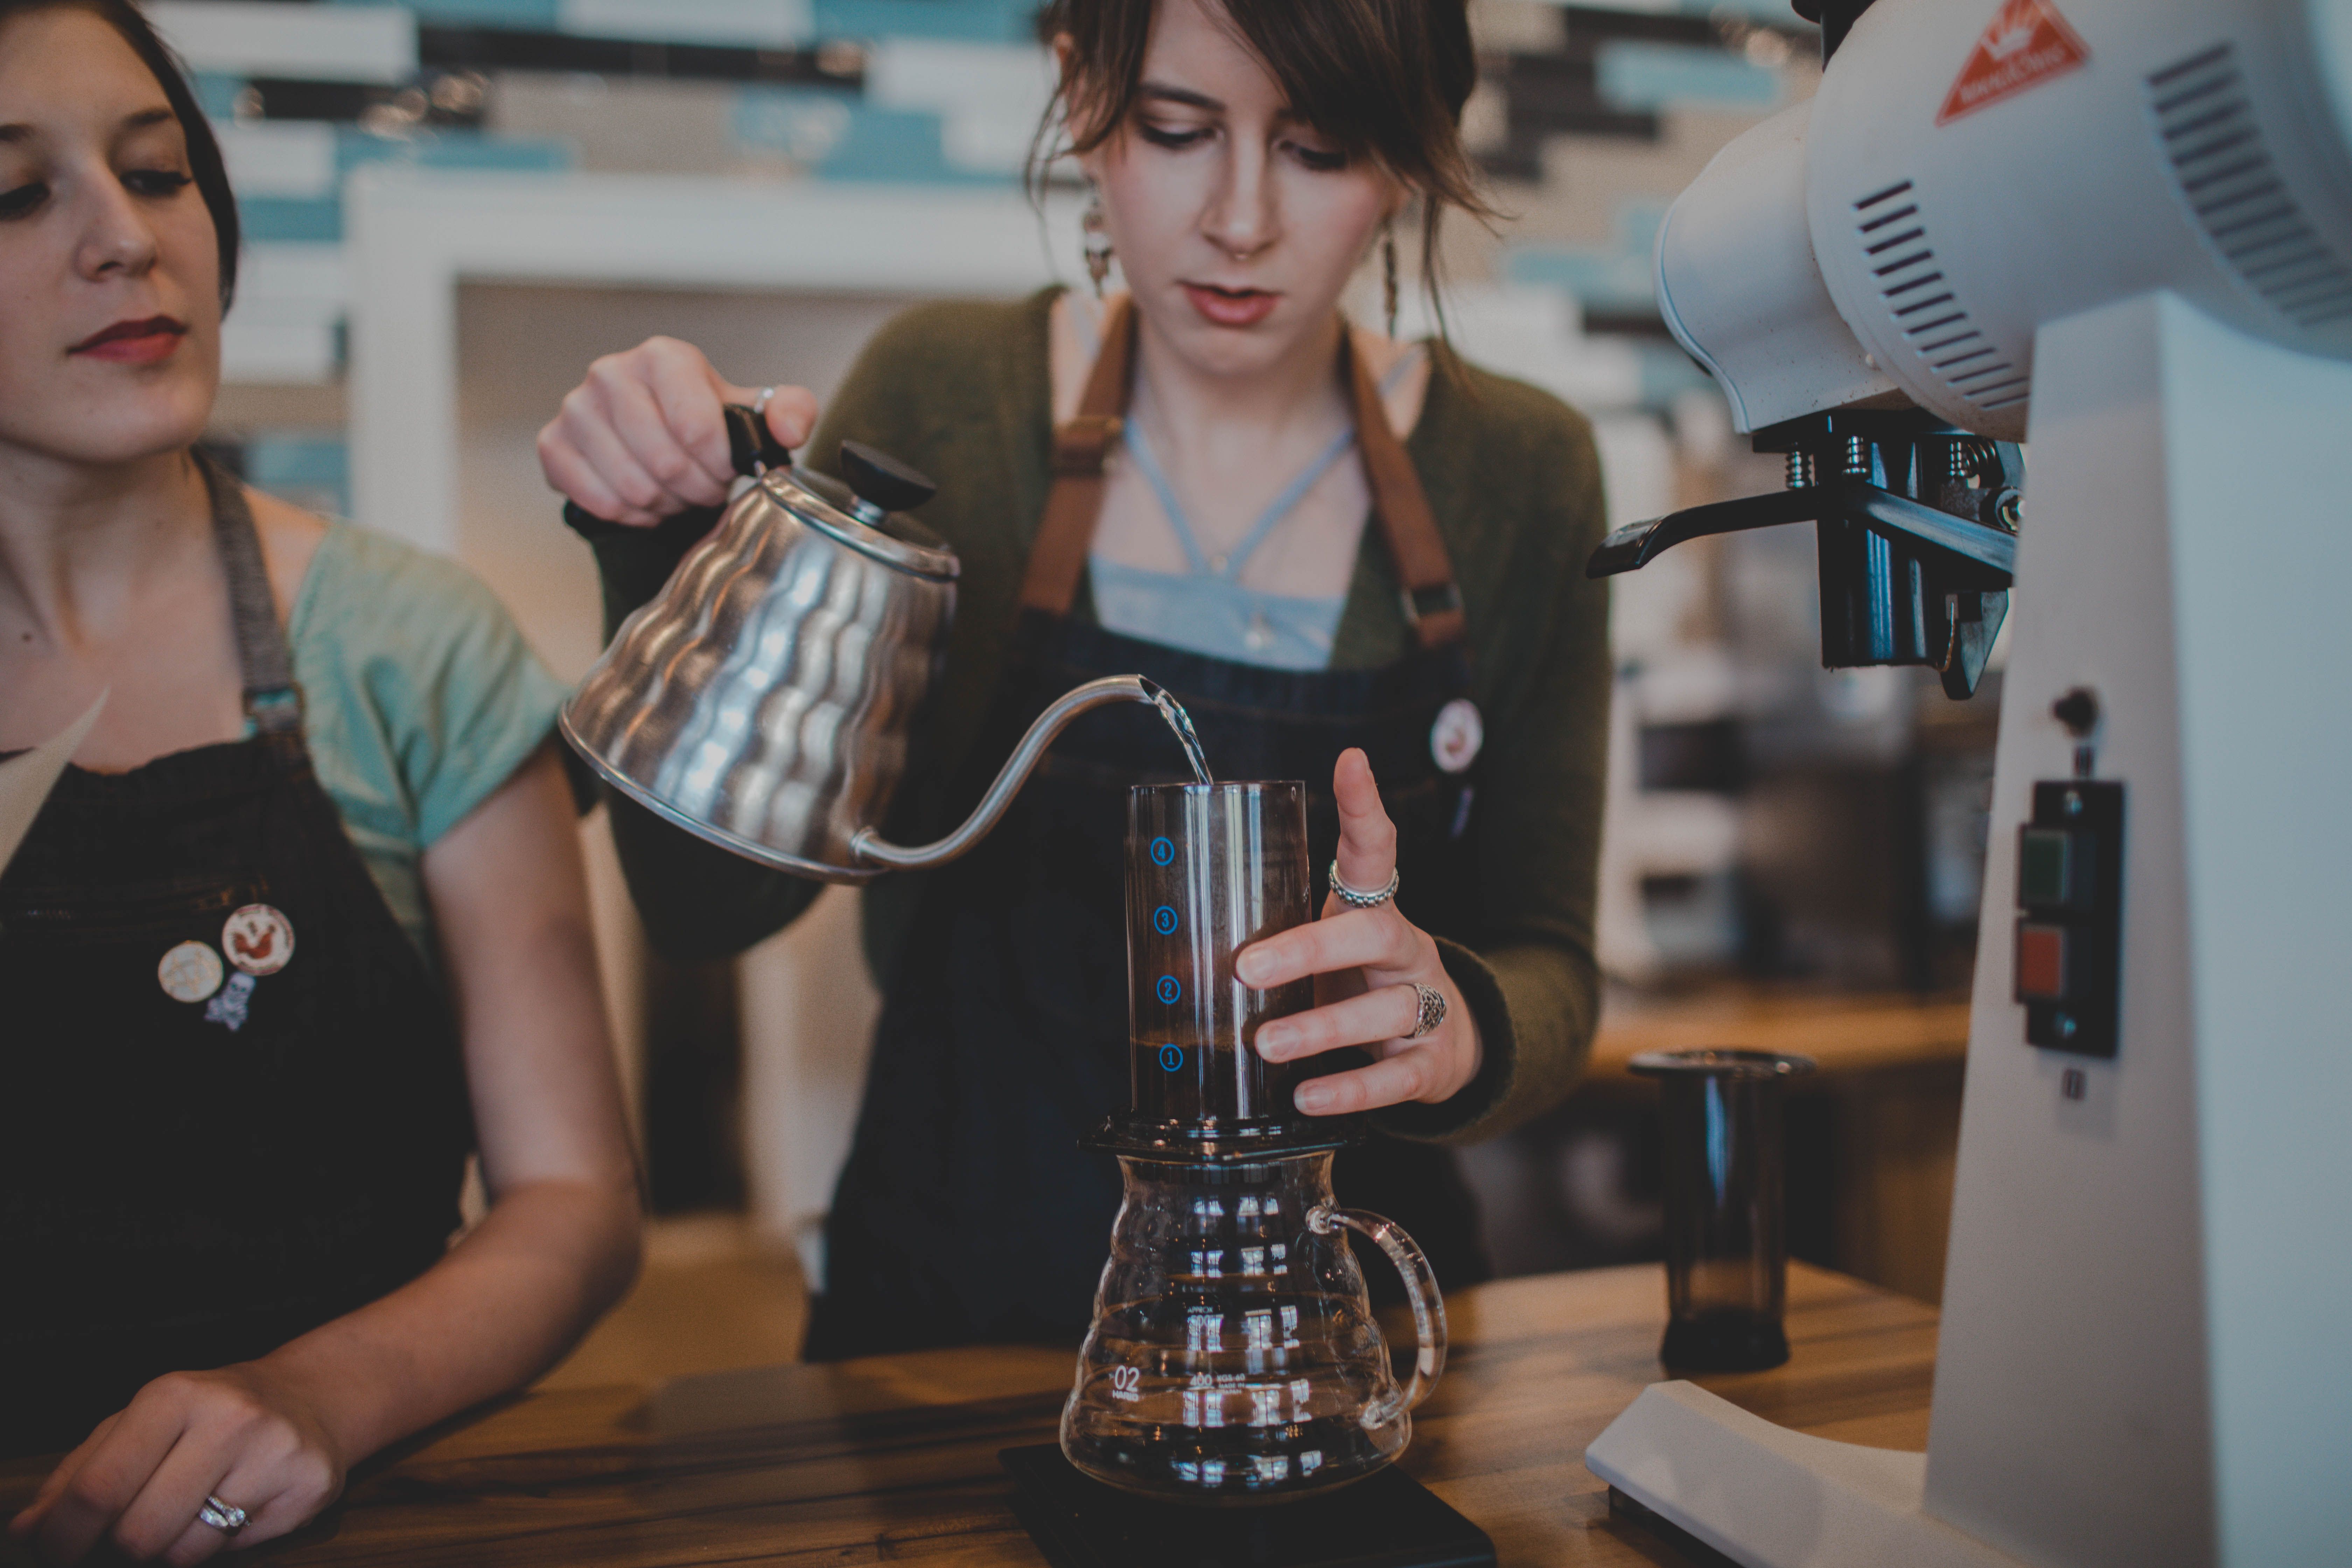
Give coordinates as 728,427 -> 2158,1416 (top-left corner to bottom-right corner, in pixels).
3,1264 -> 1938,1566
1588,989 -> 1972,1080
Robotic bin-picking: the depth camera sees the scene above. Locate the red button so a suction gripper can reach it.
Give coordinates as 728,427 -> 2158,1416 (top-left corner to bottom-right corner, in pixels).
2016,922 -> 2072,1001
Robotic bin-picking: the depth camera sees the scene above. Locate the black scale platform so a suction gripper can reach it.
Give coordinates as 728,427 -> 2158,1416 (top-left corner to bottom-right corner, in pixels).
1000,1444 -> 1497,1568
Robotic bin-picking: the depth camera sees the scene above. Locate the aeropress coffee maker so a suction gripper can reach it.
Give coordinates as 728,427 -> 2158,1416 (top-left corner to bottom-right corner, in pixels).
1001,782 -> 1495,1568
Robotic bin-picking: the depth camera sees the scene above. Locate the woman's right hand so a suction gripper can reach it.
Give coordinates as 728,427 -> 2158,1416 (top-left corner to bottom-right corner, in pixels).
536,337 -> 820,527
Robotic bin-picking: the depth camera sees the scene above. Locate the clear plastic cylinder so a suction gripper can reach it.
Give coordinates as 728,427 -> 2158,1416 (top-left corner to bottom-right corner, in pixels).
1125,782 -> 1314,1131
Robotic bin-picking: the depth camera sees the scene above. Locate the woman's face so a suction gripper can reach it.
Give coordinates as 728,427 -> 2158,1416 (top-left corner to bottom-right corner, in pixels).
0,6 -> 218,472
1080,0 -> 1399,378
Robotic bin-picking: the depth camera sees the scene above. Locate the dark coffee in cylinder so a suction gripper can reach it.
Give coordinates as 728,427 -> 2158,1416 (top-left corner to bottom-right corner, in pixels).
1125,781 -> 1320,1130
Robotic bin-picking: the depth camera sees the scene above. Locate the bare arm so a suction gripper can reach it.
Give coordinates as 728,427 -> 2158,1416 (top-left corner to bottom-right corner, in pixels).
12,746 -> 641,1564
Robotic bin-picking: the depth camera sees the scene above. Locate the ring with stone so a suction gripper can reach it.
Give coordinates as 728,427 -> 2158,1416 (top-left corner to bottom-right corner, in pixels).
196,1495 -> 249,1535
1330,859 -> 1400,909
1405,982 -> 1448,1039
751,385 -> 778,418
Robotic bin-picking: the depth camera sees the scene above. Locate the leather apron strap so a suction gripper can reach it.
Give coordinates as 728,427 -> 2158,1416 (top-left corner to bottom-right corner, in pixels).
195,451 -> 304,734
1017,297 -> 1466,651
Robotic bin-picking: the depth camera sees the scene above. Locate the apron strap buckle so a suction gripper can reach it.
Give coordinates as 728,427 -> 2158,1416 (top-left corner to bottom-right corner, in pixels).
245,685 -> 305,734
1052,415 -> 1125,478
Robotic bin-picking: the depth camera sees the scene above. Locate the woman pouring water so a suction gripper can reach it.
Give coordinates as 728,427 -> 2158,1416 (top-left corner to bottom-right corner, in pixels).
540,0 -> 1610,1360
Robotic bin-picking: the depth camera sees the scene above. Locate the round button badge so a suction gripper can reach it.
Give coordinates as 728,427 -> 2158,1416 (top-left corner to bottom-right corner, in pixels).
1153,905 -> 1178,935
221,904 -> 295,977
158,941 -> 225,1004
1430,698 -> 1485,775
1156,974 -> 1182,1004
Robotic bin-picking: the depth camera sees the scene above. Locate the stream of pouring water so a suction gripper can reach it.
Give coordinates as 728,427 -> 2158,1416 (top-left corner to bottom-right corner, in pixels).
1144,681 -> 1214,784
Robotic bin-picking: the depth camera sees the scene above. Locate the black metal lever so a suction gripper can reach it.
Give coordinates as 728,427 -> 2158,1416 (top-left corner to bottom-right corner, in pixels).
1587,479 -> 2015,582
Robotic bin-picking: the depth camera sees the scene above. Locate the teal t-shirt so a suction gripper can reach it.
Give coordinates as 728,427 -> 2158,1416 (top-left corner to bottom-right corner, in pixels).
281,520 -> 568,967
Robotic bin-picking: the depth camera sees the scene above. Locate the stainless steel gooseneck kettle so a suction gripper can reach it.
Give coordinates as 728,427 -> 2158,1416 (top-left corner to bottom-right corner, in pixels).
562,406 -> 1170,882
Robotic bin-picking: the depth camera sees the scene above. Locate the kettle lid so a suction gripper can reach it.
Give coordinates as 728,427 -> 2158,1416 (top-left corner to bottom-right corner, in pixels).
754,446 -> 958,582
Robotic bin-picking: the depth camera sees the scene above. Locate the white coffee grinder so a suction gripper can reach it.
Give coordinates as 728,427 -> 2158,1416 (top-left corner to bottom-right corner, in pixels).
1580,1 -> 2352,1563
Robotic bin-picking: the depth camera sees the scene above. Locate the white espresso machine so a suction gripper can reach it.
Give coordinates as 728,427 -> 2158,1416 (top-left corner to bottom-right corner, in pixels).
1580,1 -> 2352,1563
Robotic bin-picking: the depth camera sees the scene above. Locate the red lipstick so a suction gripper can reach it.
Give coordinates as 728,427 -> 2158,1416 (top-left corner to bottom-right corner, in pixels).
1183,284 -> 1279,328
70,315 -> 187,365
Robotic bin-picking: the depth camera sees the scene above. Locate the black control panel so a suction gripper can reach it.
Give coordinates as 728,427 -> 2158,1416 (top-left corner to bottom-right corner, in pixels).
2014,780 -> 2126,1057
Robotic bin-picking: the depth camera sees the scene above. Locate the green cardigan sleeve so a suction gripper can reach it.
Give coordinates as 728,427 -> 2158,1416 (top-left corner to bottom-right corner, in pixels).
1369,364 -> 1612,1146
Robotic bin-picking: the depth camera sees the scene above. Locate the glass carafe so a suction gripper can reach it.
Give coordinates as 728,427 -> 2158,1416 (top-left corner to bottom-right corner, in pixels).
1059,782 -> 1447,1505
1060,1152 -> 1445,1505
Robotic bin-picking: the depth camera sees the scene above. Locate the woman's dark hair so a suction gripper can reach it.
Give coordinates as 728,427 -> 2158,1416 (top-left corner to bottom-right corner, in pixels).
1033,0 -> 1495,326
0,0 -> 240,305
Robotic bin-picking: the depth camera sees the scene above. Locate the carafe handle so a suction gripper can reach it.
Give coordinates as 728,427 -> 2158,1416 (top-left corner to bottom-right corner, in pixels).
1308,1204 -> 1448,1427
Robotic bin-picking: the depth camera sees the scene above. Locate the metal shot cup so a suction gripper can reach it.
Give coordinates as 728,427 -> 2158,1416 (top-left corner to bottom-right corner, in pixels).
1630,1048 -> 1818,1372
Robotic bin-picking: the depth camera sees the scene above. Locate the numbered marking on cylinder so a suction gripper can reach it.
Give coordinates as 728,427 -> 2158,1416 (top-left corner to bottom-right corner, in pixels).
1107,1364 -> 1141,1403
1157,974 -> 1182,1004
1150,836 -> 1175,866
1153,904 -> 1178,935
1159,1043 -> 1184,1071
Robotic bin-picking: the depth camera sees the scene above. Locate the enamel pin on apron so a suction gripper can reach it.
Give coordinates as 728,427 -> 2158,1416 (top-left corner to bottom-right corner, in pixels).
158,940 -> 225,1004
1430,698 -> 1483,774
206,903 -> 294,1030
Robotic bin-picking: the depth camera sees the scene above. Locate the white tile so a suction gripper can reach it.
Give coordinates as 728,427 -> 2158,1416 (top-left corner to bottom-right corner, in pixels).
238,243 -> 350,309
221,315 -> 340,385
867,39 -> 1054,174
147,3 -> 416,85
212,121 -> 337,200
558,0 -> 813,48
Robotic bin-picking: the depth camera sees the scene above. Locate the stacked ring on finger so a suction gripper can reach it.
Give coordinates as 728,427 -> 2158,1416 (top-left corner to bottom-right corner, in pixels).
197,1495 -> 249,1535
1405,982 -> 1448,1039
1330,860 -> 1400,909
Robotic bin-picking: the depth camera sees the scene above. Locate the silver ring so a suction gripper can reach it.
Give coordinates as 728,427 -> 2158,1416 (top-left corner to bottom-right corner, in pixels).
751,385 -> 777,417
197,1496 -> 249,1535
1406,982 -> 1447,1039
1329,859 -> 1399,909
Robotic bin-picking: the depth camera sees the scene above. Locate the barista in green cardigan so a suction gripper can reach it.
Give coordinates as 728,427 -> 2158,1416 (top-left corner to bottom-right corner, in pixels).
540,0 -> 1613,1357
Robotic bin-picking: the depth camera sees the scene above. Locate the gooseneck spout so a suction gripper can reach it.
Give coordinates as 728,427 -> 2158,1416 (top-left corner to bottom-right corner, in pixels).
848,676 -> 1166,872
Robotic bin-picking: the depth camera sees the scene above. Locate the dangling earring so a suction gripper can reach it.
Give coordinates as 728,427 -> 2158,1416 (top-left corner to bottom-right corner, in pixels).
1083,190 -> 1114,298
1381,222 -> 1400,338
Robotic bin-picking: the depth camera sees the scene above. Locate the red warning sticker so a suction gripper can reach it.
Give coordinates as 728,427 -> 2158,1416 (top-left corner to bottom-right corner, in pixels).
1936,0 -> 2091,126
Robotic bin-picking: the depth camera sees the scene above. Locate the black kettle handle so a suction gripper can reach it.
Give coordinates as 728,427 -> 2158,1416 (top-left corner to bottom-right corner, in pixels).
722,404 -> 794,477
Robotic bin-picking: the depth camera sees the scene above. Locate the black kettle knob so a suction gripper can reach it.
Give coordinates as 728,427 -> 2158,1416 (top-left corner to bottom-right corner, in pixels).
723,404 -> 793,477
839,440 -> 938,515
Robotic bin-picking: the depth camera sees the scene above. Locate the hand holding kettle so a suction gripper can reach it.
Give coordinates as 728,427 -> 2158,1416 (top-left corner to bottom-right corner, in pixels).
537,337 -> 820,526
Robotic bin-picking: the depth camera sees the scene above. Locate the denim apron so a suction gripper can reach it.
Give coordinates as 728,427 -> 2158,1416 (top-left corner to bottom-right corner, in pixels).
805,304 -> 1491,1359
0,458 -> 472,1456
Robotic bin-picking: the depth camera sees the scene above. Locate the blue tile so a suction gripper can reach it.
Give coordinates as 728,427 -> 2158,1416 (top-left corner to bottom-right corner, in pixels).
1596,41 -> 1782,111
237,196 -> 345,243
192,73 -> 246,120
736,88 -> 1000,183
334,0 -> 562,24
814,0 -> 1035,44
244,435 -> 351,516
337,128 -> 573,173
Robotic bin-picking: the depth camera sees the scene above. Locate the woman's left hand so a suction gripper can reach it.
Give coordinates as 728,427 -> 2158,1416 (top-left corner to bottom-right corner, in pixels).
1236,748 -> 1481,1116
8,1360 -> 346,1564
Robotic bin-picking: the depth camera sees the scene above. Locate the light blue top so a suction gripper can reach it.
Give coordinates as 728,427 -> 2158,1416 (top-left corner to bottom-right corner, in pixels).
1085,346 -> 1420,672
274,520 -> 568,967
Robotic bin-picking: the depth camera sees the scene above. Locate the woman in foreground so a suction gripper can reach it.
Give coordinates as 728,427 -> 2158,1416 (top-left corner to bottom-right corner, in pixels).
543,0 -> 1612,1359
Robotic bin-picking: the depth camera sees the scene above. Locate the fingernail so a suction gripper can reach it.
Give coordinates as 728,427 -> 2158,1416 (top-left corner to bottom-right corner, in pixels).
1236,951 -> 1271,986
1256,1025 -> 1295,1059
1297,1083 -> 1333,1112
